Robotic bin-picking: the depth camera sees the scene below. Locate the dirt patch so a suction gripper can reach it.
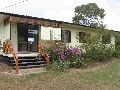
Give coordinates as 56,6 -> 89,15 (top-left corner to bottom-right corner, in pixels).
0,62 -> 13,73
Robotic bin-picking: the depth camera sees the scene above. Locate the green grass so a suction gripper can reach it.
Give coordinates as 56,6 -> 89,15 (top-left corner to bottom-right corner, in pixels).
0,59 -> 120,90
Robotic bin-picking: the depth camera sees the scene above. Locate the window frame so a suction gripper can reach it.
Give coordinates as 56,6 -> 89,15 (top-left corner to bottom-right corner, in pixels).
78,32 -> 90,43
102,34 -> 111,44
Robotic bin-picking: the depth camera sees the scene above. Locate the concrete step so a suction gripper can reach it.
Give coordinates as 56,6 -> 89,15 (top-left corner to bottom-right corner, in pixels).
12,60 -> 45,65
2,55 -> 46,70
14,64 -> 46,69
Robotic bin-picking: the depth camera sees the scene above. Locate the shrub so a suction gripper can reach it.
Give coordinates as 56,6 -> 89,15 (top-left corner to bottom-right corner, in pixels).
80,43 -> 114,62
59,47 -> 81,61
51,60 -> 70,72
70,57 -> 85,68
113,46 -> 120,59
44,43 -> 84,69
44,42 -> 66,62
45,43 -> 81,62
78,30 -> 114,62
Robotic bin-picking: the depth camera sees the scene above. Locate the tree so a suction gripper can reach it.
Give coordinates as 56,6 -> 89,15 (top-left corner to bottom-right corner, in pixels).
72,3 -> 106,28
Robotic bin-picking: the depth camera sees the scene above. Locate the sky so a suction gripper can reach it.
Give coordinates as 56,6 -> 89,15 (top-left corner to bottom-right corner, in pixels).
0,0 -> 120,31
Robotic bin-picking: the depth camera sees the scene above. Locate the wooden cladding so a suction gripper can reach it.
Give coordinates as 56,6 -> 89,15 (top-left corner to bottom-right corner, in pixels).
4,17 -> 10,25
4,16 -> 63,28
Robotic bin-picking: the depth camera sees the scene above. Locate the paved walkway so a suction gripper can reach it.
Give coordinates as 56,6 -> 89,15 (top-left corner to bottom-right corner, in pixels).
0,67 -> 46,76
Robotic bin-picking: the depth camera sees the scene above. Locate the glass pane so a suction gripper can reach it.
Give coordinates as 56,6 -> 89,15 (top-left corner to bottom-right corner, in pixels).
28,29 -> 38,52
17,23 -> 38,52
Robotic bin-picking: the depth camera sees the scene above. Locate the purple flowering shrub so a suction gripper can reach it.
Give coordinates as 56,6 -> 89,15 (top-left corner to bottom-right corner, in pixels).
59,47 -> 81,62
45,43 -> 84,69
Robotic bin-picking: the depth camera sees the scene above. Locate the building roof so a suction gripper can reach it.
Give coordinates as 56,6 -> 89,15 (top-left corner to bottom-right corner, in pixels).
0,12 -> 62,23
0,12 -> 119,33
0,12 -> 94,28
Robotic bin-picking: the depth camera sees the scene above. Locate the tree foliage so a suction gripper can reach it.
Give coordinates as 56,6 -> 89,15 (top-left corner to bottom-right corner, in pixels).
72,3 -> 106,28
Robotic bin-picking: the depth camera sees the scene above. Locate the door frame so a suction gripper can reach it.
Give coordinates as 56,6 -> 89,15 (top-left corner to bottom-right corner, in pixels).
17,23 -> 39,52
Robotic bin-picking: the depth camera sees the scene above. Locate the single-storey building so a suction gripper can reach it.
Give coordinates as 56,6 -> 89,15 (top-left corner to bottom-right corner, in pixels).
0,12 -> 119,74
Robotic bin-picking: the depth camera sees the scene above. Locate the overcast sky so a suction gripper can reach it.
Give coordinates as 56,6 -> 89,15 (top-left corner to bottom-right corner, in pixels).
0,0 -> 120,31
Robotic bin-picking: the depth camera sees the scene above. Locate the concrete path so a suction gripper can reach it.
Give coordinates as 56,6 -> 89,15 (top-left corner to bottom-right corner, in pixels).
0,67 -> 46,76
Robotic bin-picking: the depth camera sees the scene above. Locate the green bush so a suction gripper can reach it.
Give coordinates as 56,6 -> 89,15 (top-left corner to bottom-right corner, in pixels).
85,44 -> 113,62
51,60 -> 70,72
70,58 -> 84,68
113,46 -> 120,58
79,30 -> 114,62
81,44 -> 113,61
113,35 -> 120,59
70,56 -> 85,68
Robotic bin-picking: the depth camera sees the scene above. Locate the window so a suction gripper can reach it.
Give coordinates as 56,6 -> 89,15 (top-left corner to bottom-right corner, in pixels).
62,30 -> 71,43
78,32 -> 90,43
102,35 -> 111,44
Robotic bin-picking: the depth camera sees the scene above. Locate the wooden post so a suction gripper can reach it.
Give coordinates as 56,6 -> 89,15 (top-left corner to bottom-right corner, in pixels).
38,41 -> 42,53
3,40 -> 19,74
44,52 -> 50,65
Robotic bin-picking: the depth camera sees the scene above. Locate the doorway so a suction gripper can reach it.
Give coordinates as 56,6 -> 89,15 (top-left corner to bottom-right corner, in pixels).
17,23 -> 39,52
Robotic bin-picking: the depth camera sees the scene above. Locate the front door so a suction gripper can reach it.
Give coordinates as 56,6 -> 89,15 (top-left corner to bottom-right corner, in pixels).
18,23 -> 39,52
28,29 -> 38,52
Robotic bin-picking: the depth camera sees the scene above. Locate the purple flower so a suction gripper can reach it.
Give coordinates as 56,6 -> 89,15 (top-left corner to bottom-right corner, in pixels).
47,45 -> 81,62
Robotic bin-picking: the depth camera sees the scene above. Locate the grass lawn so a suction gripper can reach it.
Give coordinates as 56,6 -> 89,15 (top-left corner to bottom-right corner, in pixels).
0,59 -> 120,90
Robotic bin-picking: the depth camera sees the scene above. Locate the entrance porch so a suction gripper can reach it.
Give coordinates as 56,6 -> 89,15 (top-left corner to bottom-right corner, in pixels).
1,15 -> 63,74
1,39 -> 48,74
